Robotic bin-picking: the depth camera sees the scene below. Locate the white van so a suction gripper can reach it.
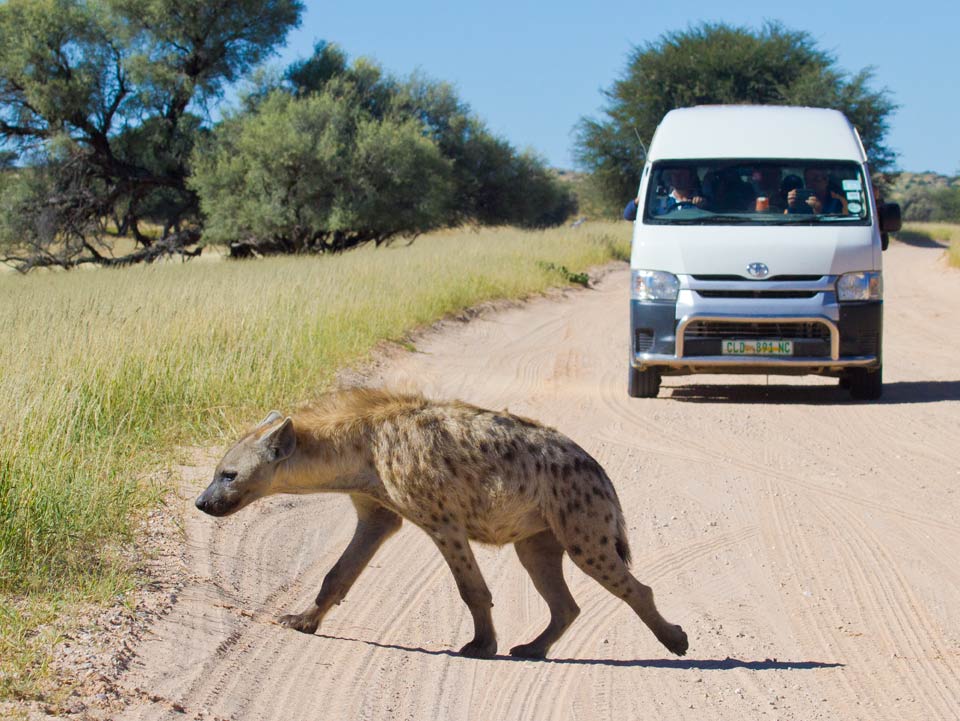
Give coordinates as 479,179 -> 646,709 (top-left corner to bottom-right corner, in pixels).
627,105 -> 901,400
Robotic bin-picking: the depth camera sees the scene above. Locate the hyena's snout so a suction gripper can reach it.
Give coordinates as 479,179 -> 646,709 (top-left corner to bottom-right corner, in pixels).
195,486 -> 224,516
195,483 -> 242,517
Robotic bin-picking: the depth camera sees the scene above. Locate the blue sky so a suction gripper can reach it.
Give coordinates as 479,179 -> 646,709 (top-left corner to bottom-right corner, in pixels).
272,0 -> 957,175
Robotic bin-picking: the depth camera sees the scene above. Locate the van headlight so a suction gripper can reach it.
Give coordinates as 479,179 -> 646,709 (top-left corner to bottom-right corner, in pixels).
632,270 -> 680,301
836,271 -> 882,301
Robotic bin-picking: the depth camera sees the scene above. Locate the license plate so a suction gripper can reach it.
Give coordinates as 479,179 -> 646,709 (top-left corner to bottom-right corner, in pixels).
722,339 -> 793,355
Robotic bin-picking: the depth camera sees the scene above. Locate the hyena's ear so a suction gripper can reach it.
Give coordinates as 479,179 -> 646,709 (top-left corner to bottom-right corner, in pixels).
257,410 -> 283,429
261,417 -> 296,461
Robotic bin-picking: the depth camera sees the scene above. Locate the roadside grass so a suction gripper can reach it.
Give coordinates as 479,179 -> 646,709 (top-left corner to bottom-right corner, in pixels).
0,222 -> 629,700
896,222 -> 960,267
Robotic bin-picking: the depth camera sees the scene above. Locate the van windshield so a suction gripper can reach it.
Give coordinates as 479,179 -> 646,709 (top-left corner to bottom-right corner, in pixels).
643,160 -> 871,225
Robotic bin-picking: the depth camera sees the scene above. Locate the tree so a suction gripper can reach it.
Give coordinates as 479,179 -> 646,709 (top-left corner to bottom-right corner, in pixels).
190,91 -> 454,256
283,42 -> 577,230
0,0 -> 302,271
574,22 -> 898,209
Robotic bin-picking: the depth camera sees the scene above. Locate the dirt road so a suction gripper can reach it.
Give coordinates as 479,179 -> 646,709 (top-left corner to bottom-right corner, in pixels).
117,239 -> 959,721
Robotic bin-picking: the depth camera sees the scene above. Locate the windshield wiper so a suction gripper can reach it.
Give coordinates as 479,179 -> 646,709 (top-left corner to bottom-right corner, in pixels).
693,215 -> 759,224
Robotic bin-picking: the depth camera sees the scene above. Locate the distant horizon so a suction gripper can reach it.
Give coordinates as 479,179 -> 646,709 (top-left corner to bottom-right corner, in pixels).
274,0 -> 958,177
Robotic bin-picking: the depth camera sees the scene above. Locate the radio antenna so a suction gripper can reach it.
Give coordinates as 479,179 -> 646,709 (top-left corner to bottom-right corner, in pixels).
633,127 -> 648,159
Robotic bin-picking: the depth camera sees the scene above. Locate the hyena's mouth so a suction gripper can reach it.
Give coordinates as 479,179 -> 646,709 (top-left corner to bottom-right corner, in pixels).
195,491 -> 246,517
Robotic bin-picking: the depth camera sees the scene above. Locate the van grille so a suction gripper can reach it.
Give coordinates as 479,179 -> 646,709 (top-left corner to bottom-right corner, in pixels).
696,290 -> 818,299
684,321 -> 830,340
691,274 -> 824,282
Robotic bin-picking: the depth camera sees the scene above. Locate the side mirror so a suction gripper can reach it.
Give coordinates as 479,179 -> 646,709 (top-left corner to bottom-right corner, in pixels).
879,202 -> 901,234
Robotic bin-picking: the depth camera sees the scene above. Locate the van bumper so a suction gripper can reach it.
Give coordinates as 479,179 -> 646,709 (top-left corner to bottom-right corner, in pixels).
630,294 -> 882,376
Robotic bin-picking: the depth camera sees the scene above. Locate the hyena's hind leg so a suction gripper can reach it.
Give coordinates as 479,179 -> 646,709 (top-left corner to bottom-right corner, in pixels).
564,532 -> 688,656
279,496 -> 401,634
510,529 -> 580,659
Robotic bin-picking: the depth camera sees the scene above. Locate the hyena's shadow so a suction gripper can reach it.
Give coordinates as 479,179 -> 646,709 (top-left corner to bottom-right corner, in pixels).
316,634 -> 844,670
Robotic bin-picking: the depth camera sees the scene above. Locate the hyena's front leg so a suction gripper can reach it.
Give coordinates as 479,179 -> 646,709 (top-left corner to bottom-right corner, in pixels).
279,496 -> 401,634
431,531 -> 497,658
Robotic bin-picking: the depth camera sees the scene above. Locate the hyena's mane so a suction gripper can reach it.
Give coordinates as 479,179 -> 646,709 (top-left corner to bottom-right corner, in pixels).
292,387 -> 431,442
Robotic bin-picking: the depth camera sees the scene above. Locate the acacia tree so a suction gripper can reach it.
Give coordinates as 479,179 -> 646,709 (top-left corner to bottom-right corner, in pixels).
286,43 -> 578,230
190,90 -> 455,256
0,0 -> 302,271
575,22 -> 898,210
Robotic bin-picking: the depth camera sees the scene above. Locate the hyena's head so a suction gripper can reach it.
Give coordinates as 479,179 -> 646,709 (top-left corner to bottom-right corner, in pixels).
195,411 -> 297,517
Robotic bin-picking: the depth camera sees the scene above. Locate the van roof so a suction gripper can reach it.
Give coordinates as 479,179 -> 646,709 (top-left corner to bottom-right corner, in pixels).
647,105 -> 867,162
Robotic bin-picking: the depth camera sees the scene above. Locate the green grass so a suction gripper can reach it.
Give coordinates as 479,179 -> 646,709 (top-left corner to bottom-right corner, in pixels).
896,222 -> 960,268
0,222 -> 630,700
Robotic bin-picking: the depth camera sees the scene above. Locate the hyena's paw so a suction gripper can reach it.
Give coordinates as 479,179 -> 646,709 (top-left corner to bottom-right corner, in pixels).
657,624 -> 688,656
278,612 -> 320,635
458,638 -> 497,659
509,642 -> 548,660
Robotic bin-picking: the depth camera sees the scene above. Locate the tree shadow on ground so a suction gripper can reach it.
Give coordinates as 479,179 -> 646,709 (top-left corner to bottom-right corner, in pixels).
316,634 -> 843,670
666,380 -> 960,405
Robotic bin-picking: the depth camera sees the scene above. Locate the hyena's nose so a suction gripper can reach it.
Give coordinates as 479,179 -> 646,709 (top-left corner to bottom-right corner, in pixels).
195,494 -> 209,512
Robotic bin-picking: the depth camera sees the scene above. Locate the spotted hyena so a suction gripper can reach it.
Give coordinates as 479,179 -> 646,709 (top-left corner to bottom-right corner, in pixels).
195,388 -> 688,659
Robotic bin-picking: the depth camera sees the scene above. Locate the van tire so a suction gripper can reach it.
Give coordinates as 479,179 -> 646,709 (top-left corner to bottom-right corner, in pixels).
847,366 -> 883,400
628,367 -> 661,398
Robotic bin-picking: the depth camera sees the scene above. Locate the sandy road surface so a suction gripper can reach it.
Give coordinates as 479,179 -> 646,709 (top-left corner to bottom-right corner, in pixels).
117,240 -> 959,721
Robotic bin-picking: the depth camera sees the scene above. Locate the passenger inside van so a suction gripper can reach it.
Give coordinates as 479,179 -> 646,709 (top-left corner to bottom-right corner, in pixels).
660,168 -> 705,212
751,167 -> 786,212
703,167 -> 754,212
786,169 -> 849,215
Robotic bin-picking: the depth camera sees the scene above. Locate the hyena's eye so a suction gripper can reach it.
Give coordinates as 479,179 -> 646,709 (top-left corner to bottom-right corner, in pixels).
219,471 -> 238,483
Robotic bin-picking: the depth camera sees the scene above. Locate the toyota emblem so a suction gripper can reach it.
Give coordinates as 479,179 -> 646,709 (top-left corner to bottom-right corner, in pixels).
747,262 -> 769,278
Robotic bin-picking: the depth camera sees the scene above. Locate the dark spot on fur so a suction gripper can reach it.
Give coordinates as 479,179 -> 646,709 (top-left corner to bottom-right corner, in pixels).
479,442 -> 489,454
551,486 -> 558,498
599,536 -> 608,545
561,464 -> 573,480
438,539 -> 447,546
441,514 -> 450,524
517,484 -> 525,494
592,486 -> 605,498
602,574 -> 609,581
453,540 -> 463,550
604,513 -> 613,522
550,463 -> 560,477
585,557 -> 594,566
431,514 -> 440,523
570,545 -> 582,556
558,509 -> 567,527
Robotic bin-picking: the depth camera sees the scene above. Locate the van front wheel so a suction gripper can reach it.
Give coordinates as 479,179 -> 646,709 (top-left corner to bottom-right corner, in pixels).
847,366 -> 883,401
628,367 -> 661,398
